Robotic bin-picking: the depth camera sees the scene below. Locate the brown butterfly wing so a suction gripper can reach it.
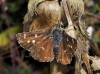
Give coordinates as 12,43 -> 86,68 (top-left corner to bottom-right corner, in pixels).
57,31 -> 77,65
17,29 -> 54,62
63,31 -> 77,53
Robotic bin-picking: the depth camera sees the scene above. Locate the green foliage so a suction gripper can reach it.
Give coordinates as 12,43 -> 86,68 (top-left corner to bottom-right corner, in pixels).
8,0 -> 22,13
89,4 -> 99,13
17,66 -> 29,74
4,66 -> 29,74
84,0 -> 90,3
4,67 -> 13,74
94,35 -> 100,43
0,25 -> 22,49
8,3 -> 20,12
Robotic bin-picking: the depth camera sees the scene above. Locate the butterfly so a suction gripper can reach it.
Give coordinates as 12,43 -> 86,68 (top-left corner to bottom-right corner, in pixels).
17,23 -> 77,65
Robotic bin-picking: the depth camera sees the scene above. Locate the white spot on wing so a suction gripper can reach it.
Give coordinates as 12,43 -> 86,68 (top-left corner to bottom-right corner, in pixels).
24,34 -> 26,39
67,38 -> 69,41
37,42 -> 40,43
72,38 -> 74,43
64,50 -> 66,52
70,46 -> 72,48
18,40 -> 23,44
32,40 -> 35,43
67,44 -> 70,47
27,40 -> 30,43
35,34 -> 38,38
41,47 -> 45,50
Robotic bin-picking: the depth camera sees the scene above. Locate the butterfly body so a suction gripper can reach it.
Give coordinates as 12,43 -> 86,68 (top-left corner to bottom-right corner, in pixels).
52,28 -> 62,57
17,25 -> 77,65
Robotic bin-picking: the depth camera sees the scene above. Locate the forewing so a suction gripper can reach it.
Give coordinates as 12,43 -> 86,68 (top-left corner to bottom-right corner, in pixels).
57,31 -> 77,65
63,31 -> 77,53
17,29 -> 54,62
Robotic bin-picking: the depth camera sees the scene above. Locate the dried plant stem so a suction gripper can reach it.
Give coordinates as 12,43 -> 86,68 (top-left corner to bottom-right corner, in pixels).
62,0 -> 73,26
50,61 -> 63,74
0,0 -> 10,28
1,0 -> 17,74
86,12 -> 100,20
0,57 -> 4,73
50,60 -> 69,74
74,28 -> 86,74
15,57 -> 32,73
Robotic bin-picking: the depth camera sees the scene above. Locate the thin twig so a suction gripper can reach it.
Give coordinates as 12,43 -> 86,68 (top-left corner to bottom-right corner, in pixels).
86,12 -> 100,20
0,0 -> 17,74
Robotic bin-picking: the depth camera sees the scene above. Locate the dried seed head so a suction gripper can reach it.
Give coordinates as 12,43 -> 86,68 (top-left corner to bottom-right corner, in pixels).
66,0 -> 84,19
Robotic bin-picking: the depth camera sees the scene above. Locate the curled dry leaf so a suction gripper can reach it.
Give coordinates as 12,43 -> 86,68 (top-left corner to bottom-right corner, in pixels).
23,0 -> 61,32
